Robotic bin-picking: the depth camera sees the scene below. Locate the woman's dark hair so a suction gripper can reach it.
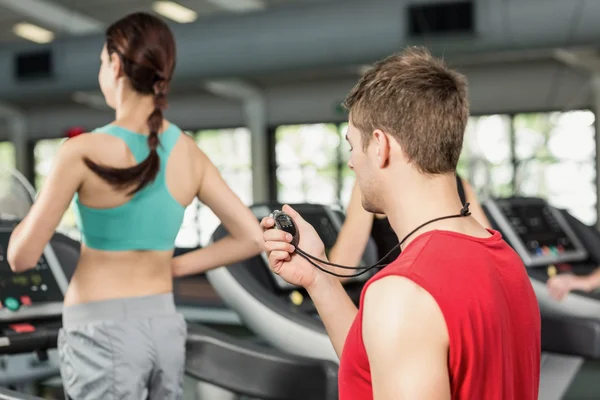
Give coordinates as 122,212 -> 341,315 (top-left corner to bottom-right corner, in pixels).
84,12 -> 176,195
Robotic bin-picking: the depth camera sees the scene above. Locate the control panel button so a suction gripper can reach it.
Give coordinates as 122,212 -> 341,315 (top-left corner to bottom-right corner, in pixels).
289,290 -> 304,306
20,296 -> 32,306
30,274 -> 42,286
3,297 -> 20,312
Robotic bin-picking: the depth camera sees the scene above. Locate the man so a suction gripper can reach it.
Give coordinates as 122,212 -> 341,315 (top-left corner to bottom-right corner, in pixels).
261,47 -> 540,400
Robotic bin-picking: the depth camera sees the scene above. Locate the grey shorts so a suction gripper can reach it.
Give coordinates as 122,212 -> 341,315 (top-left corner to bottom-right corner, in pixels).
57,293 -> 187,400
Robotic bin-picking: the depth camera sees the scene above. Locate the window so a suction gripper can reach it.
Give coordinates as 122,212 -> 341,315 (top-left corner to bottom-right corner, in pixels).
513,111 -> 596,225
33,138 -> 80,239
341,116 -> 514,209
339,123 -> 355,209
274,119 -> 516,210
458,115 -> 514,199
273,119 -> 515,210
0,141 -> 15,172
0,141 -> 18,215
175,128 -> 253,247
275,124 -> 341,206
274,111 -> 599,226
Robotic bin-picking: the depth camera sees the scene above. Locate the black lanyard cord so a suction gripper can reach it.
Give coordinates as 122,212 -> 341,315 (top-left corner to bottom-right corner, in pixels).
293,203 -> 471,278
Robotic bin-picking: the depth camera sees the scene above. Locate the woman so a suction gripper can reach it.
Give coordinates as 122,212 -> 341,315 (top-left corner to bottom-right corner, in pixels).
7,12 -> 262,400
330,174 -> 491,267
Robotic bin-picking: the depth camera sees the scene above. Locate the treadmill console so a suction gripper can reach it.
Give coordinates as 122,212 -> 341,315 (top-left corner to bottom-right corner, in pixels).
484,197 -> 588,267
0,221 -> 68,322
252,204 -> 371,290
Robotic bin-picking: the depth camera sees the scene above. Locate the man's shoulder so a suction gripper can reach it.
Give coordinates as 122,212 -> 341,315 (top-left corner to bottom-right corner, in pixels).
362,275 -> 440,323
361,275 -> 449,348
364,275 -> 427,307
363,229 -> 524,305
399,229 -> 515,265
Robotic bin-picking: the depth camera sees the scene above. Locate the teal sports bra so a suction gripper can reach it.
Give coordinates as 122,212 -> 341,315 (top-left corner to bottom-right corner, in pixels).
73,123 -> 186,251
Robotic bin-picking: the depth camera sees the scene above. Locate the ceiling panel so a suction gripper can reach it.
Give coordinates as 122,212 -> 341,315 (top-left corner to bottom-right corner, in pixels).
51,0 -> 222,23
0,4 -> 61,45
0,0 -> 313,45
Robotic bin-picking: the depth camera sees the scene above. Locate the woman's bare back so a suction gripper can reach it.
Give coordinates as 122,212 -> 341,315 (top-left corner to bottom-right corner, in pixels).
64,120 -> 201,306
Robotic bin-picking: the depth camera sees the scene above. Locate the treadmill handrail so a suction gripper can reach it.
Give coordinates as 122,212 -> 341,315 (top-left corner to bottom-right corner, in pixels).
186,323 -> 338,400
542,312 -> 600,359
0,328 -> 59,355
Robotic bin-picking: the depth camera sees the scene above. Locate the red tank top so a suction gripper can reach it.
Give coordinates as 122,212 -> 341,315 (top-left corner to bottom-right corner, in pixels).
338,229 -> 540,400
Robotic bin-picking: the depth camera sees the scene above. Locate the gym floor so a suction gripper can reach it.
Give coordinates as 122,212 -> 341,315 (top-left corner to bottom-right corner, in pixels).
33,358 -> 600,399
31,324 -> 600,399
564,361 -> 600,399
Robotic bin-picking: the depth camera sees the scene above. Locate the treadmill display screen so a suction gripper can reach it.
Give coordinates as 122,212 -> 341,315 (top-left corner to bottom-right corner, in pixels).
0,229 -> 63,315
502,203 -> 576,256
486,198 -> 588,267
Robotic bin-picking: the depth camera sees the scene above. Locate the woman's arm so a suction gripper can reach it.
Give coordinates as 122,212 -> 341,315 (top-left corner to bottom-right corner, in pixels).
328,182 -> 374,268
461,178 -> 492,229
8,137 -> 86,272
171,149 -> 263,277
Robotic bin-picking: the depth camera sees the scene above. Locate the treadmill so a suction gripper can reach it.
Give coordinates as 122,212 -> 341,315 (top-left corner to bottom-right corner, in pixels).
484,196 -> 600,399
0,166 -> 69,393
0,217 -> 67,391
172,247 -> 242,327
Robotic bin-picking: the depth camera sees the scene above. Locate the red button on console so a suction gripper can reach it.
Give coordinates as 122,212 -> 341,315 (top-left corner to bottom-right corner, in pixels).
8,324 -> 35,333
557,263 -> 573,273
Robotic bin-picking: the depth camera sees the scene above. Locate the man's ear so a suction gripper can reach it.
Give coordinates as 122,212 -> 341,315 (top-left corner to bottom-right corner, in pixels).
372,129 -> 391,168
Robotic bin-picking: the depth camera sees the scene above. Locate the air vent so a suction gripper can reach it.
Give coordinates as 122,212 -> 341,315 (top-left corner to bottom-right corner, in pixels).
408,1 -> 474,37
14,50 -> 53,81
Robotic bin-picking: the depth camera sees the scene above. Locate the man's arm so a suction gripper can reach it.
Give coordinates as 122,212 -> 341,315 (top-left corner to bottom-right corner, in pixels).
306,273 -> 358,358
363,276 -> 451,400
261,204 -> 358,359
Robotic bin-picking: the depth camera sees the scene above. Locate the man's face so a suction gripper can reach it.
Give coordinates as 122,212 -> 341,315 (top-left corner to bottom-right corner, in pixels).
346,121 -> 384,214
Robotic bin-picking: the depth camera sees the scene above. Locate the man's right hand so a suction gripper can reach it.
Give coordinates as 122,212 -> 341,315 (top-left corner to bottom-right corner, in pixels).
261,204 -> 327,289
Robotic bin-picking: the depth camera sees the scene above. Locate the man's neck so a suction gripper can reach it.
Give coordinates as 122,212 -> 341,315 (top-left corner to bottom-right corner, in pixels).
382,174 -> 466,250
